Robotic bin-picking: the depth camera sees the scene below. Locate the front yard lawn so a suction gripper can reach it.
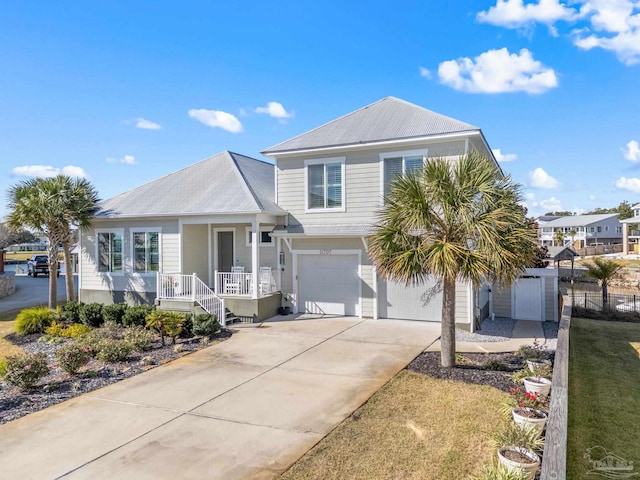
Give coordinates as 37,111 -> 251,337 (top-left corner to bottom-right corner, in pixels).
0,310 -> 24,362
281,366 -> 511,480
568,317 -> 640,477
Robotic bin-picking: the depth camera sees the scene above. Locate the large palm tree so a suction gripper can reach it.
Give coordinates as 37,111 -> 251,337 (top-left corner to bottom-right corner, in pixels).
584,256 -> 623,309
369,152 -> 537,368
6,175 -> 99,308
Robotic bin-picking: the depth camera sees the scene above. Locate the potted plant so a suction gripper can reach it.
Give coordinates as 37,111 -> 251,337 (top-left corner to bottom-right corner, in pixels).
506,387 -> 549,435
492,423 -> 544,480
517,340 -> 551,371
523,363 -> 552,397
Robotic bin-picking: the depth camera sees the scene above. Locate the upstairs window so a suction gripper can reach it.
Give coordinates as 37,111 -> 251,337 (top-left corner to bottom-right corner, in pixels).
97,230 -> 123,273
132,230 -> 160,273
381,150 -> 427,198
305,158 -> 345,211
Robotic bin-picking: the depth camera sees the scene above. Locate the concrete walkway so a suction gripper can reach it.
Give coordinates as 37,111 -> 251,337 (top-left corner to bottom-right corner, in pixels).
426,320 -> 549,353
0,316 -> 441,480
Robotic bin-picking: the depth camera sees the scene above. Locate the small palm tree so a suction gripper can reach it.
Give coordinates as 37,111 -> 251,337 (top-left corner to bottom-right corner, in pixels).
554,229 -> 565,247
569,229 -> 577,248
6,176 -> 99,308
584,257 -> 623,308
369,152 -> 537,368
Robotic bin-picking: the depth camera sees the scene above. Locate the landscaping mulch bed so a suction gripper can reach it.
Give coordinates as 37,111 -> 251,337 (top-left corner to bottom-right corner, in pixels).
408,351 -> 523,392
0,330 -> 231,425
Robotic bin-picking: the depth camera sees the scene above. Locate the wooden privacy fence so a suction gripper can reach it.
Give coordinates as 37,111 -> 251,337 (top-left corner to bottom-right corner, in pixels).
540,295 -> 571,479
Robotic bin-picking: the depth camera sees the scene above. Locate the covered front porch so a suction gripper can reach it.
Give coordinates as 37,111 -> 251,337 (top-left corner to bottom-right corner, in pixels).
156,212 -> 286,322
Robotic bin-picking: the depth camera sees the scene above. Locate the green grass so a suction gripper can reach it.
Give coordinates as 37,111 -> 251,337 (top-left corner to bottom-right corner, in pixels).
280,370 -> 509,480
567,318 -> 640,478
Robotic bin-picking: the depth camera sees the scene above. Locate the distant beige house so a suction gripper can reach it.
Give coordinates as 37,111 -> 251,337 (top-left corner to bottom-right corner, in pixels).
537,214 -> 622,249
79,97 -> 558,327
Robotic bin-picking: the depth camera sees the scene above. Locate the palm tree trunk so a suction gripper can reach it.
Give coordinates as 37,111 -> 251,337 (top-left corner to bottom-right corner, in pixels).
441,276 -> 456,368
602,281 -> 608,309
46,238 -> 59,309
61,240 -> 75,302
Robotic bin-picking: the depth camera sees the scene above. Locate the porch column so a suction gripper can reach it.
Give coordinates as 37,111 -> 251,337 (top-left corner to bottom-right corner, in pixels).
251,219 -> 260,299
623,223 -> 629,255
276,236 -> 282,292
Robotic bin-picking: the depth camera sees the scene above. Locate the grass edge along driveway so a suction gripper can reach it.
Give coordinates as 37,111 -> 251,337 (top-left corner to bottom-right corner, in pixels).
280,369 -> 509,480
568,317 -> 640,478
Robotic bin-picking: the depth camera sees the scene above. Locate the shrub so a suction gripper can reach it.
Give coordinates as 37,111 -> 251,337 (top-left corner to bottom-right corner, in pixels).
102,303 -> 129,324
0,360 -> 6,377
45,321 -> 67,337
76,328 -> 111,355
80,303 -> 104,328
124,326 -> 155,351
146,311 -> 185,345
3,352 -> 50,388
122,305 -> 154,327
180,314 -> 193,338
192,313 -> 221,337
95,339 -> 133,362
15,307 -> 55,334
55,343 -> 92,375
63,323 -> 92,339
61,301 -> 82,323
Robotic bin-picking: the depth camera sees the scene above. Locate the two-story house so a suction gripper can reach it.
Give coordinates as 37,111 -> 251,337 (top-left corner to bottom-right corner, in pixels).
537,214 -> 622,248
619,203 -> 640,254
78,97 -> 556,329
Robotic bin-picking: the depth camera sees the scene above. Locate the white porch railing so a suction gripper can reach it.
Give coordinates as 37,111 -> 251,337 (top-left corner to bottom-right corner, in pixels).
215,270 -> 276,297
157,272 -> 226,327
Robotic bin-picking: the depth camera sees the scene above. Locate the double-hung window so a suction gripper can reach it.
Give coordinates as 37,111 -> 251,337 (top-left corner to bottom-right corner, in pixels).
305,158 -> 345,211
132,229 -> 160,273
381,150 -> 427,198
97,229 -> 123,273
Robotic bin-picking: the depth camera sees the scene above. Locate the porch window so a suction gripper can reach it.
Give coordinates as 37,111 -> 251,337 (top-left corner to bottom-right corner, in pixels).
245,227 -> 274,247
381,150 -> 427,198
132,231 -> 160,273
97,231 -> 123,273
305,158 -> 345,211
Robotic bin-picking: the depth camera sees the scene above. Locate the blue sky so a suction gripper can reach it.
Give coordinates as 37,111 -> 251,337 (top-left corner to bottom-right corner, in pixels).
1,0 -> 639,219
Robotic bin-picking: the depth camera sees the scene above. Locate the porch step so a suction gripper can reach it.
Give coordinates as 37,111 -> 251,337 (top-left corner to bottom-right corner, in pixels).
224,308 -> 254,325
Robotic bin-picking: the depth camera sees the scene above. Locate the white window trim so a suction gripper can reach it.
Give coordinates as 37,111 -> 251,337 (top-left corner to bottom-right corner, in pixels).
304,157 -> 346,213
379,149 -> 428,204
95,228 -> 125,276
245,226 -> 275,247
130,227 -> 162,276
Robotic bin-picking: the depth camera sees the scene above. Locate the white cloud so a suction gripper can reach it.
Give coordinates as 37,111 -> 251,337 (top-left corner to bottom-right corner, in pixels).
622,140 -> 640,162
419,66 -> 432,79
525,192 -> 536,201
529,167 -> 560,188
438,48 -> 558,94
12,165 -> 89,179
188,109 -> 243,133
493,148 -> 518,162
106,155 -> 136,165
255,101 -> 294,119
134,117 -> 162,130
615,176 -> 640,193
477,0 -> 579,35
539,196 -> 563,211
589,194 -> 596,200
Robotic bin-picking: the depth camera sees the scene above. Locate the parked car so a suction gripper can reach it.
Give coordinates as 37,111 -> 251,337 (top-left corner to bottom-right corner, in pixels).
27,255 -> 60,278
615,300 -> 640,312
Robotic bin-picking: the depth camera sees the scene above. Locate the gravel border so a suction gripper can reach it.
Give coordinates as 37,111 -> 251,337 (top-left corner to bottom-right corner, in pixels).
455,317 -> 516,343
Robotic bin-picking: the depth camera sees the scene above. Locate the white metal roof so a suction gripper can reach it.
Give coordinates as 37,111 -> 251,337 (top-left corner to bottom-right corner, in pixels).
96,151 -> 284,218
262,97 -> 479,155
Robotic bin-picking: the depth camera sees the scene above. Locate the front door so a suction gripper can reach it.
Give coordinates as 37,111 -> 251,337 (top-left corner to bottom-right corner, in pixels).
217,231 -> 234,272
513,277 -> 543,321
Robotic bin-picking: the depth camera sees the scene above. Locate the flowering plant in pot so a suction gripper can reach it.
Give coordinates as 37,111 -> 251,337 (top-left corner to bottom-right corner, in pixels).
517,340 -> 551,371
506,387 -> 549,434
523,363 -> 552,397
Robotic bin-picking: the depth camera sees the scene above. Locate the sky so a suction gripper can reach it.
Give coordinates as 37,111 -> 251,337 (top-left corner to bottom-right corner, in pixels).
1,0 -> 639,220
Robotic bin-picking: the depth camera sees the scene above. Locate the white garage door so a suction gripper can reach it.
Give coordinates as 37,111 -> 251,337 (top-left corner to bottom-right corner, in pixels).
513,277 -> 543,321
381,278 -> 443,321
297,254 -> 360,316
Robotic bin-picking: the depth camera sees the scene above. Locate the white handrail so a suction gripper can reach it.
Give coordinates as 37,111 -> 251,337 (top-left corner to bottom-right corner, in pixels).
157,272 -> 226,327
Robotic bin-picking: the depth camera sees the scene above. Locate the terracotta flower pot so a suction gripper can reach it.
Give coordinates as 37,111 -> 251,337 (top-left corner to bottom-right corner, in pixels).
524,377 -> 552,397
498,446 -> 540,480
512,407 -> 548,435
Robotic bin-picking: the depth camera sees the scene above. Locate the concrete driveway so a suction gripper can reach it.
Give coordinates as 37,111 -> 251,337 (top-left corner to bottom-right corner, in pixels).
0,315 -> 441,480
0,272 -> 75,313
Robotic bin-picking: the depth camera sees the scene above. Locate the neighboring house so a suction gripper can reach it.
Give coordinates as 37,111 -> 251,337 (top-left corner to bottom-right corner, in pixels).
79,97 -> 556,327
537,214 -> 622,248
619,203 -> 640,255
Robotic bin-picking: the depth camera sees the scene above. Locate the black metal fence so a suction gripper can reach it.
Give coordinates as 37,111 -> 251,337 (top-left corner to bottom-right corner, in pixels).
571,291 -> 640,312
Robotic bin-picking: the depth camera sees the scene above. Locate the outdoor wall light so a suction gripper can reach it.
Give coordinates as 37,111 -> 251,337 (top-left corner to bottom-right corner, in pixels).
279,251 -> 285,266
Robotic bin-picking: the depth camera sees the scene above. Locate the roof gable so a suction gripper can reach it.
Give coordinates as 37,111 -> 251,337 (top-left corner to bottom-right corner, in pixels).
96,152 -> 282,218
543,213 -> 619,227
262,96 -> 479,155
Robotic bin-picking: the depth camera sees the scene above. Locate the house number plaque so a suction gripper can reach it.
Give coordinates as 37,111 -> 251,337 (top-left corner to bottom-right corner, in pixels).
320,249 -> 332,255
